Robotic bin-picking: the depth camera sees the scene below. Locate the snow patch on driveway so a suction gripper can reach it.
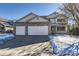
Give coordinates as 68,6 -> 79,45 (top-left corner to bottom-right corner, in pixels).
0,33 -> 14,44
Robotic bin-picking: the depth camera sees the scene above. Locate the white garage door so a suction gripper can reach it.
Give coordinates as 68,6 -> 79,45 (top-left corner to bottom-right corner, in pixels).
16,26 -> 25,35
28,26 -> 48,35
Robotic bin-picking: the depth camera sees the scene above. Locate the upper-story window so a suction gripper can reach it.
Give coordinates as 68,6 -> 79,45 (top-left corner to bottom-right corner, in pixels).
57,19 -> 66,22
50,19 -> 56,23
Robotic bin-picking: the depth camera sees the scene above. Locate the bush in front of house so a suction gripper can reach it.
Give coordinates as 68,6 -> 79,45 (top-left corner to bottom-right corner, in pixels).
69,26 -> 79,35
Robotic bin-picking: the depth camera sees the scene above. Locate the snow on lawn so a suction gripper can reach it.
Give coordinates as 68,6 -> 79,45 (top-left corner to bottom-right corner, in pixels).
49,34 -> 79,55
50,34 -> 79,48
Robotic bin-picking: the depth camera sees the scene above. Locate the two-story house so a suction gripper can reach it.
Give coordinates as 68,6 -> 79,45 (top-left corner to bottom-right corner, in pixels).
14,12 -> 68,36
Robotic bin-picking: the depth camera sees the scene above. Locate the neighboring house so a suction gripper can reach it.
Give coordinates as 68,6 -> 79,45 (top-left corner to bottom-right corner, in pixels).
0,18 -> 14,32
14,13 -> 51,36
0,22 -> 13,32
0,18 -> 9,32
14,12 -> 68,36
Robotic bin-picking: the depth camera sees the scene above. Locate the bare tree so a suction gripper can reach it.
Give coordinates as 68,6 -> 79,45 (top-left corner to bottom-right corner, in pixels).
60,3 -> 79,25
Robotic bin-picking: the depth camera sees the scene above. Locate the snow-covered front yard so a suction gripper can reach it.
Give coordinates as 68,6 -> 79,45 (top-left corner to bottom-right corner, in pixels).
0,34 -> 79,56
49,34 -> 79,56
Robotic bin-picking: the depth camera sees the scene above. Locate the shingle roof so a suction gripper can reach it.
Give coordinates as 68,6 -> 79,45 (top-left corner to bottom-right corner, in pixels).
16,12 -> 49,22
40,16 -> 49,19
16,12 -> 68,23
47,12 -> 68,19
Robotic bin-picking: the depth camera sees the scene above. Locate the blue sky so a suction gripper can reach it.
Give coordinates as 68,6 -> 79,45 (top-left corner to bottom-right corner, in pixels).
0,3 -> 61,20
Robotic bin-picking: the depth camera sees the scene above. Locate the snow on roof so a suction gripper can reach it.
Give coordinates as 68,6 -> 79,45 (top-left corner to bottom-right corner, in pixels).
0,22 -> 12,27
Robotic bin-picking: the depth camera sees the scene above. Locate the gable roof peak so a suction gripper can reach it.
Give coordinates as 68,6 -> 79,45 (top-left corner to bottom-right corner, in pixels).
47,12 -> 59,17
28,12 -> 34,14
51,12 -> 59,15
28,12 -> 37,16
52,12 -> 59,14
